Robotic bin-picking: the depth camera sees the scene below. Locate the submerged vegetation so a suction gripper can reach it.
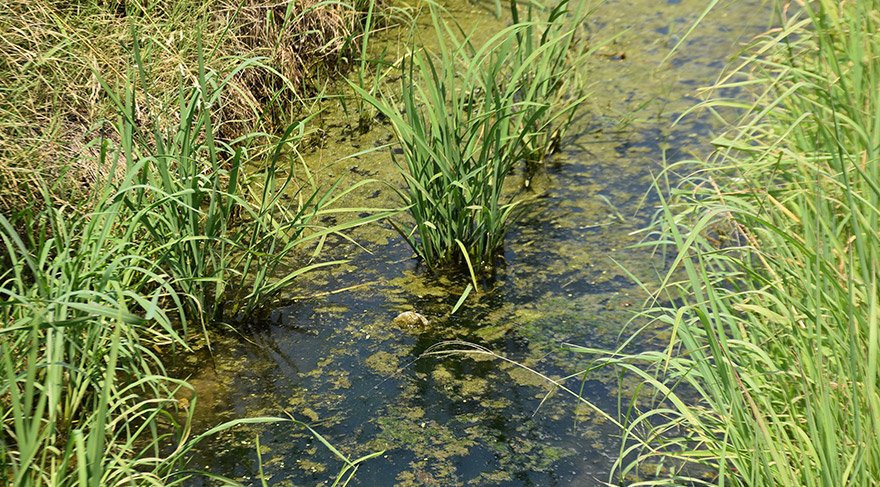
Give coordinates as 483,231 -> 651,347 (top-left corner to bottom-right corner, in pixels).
580,1 -> 880,484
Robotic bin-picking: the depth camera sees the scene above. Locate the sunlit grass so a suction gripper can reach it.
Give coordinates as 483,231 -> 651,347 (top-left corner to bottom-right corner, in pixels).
1,33 -> 387,485
353,0 -> 589,274
579,1 -> 880,484
0,0 -> 385,216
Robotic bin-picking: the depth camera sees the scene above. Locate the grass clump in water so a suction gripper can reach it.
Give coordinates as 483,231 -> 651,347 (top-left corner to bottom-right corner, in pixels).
101,39 -> 387,324
0,162 -> 282,486
353,0 -> 590,274
510,0 -> 592,173
579,1 -> 880,484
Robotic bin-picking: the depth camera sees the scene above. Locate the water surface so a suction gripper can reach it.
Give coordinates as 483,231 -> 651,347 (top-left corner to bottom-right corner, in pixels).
178,1 -> 767,484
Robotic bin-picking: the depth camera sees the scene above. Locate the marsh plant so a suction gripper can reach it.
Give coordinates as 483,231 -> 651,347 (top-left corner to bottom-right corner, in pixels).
0,37 -> 385,484
510,0 -> 592,174
346,0 -> 392,133
354,0 -> 589,274
100,39 -> 388,325
1,195 -> 194,485
581,1 -> 880,484
0,188 -> 300,485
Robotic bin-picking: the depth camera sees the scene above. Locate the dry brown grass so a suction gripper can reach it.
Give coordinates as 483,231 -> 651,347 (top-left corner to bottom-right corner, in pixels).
0,0 -> 374,215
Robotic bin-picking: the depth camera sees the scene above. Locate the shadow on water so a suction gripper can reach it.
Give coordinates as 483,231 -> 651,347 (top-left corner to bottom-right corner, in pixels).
176,0 -> 769,484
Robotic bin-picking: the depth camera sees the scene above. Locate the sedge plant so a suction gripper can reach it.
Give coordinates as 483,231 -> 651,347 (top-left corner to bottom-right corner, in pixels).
1,39 -> 387,487
509,0 -> 592,177
352,2 -> 588,276
100,35 -> 389,325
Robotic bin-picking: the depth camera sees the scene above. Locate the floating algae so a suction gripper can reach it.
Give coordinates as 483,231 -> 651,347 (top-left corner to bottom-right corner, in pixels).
178,0 -> 770,484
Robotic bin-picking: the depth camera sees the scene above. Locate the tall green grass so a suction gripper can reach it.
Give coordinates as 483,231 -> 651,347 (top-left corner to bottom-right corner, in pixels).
0,199 -> 292,485
353,0 -> 588,274
1,36 -> 386,486
0,175 -> 210,485
578,1 -> 880,484
100,39 -> 386,325
346,0 -> 395,133
509,0 -> 591,175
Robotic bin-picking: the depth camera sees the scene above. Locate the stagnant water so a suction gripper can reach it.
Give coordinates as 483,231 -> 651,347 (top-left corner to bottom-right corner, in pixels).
176,1 -> 767,484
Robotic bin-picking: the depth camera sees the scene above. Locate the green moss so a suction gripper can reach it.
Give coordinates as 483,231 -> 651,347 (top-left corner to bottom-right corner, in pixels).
506,365 -> 550,389
459,377 -> 488,396
302,407 -> 320,422
473,321 -> 514,342
431,365 -> 454,386
313,305 -> 350,314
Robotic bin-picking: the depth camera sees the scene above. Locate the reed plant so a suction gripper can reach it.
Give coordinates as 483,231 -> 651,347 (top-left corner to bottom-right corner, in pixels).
0,179 -> 215,485
510,0 -> 591,174
347,0 -> 387,133
353,1 -> 588,274
577,1 -> 880,484
99,37 -> 388,325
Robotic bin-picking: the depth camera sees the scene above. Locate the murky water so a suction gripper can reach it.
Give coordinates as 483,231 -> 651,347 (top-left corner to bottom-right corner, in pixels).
176,1 -> 767,484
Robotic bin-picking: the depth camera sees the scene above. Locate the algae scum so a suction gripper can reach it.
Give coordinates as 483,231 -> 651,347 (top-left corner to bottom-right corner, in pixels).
179,1 -> 765,484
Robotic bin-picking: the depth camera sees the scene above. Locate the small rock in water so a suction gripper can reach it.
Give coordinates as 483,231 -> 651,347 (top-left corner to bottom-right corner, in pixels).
392,311 -> 430,328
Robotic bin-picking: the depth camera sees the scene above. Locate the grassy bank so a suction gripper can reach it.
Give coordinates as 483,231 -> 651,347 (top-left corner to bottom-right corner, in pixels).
583,1 -> 880,484
0,0 -> 387,483
0,0 -> 376,218
0,48 -> 385,483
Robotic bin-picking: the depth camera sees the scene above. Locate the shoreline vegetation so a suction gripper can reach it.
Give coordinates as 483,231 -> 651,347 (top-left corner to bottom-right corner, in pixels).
579,1 -> 880,484
2,0 -> 877,485
1,0 -> 380,217
1,0 -> 396,482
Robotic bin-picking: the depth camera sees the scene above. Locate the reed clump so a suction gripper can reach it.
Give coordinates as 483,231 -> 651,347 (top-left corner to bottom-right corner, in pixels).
102,41 -> 386,325
354,0 -> 589,274
580,1 -> 880,484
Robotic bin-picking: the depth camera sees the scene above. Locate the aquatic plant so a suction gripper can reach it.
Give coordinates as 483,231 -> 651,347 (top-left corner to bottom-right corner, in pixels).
345,0 -> 400,133
509,0 -> 592,175
0,173 -> 247,485
353,1 -> 587,274
99,37 -> 388,325
581,1 -> 880,484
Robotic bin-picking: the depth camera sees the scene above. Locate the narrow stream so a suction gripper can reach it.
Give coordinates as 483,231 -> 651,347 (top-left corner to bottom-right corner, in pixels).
179,1 -> 767,484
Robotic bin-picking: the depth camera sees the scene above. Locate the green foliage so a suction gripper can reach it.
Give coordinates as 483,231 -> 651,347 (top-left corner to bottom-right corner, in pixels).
353,0 -> 589,273
1,35 -> 386,486
580,1 -> 880,484
101,39 -> 386,324
0,0 -> 386,214
0,176 -> 199,485
510,0 -> 592,171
